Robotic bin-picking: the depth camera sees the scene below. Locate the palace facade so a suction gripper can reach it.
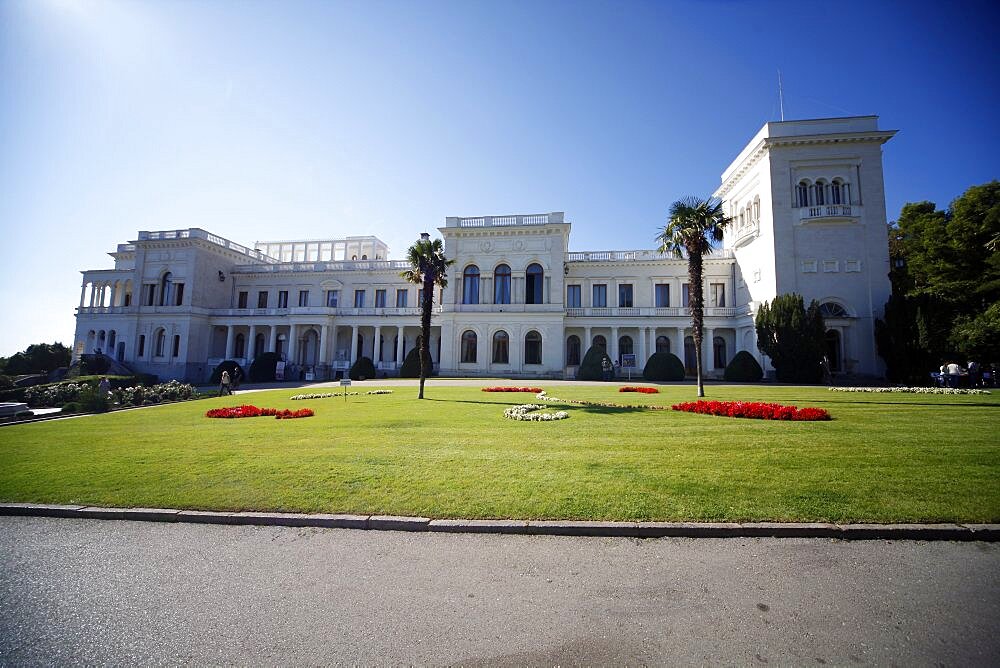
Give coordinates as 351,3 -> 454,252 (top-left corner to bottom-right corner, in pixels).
73,116 -> 896,382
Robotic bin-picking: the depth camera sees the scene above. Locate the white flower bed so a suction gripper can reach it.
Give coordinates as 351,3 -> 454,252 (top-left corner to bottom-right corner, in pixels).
828,387 -> 990,395
291,390 -> 393,400
504,403 -> 569,421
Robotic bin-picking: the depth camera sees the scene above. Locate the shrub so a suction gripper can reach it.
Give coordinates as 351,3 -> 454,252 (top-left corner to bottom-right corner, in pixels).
249,352 -> 279,382
78,355 -> 111,376
755,293 -> 826,383
61,402 -> 80,414
210,360 -> 246,385
399,348 -> 433,378
577,346 -> 612,381
78,386 -> 111,413
723,351 -> 764,382
349,356 -> 377,381
0,375 -> 14,391
643,352 -> 685,381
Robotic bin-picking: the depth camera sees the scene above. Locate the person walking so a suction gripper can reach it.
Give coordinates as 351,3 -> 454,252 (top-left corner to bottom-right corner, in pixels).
219,370 -> 231,396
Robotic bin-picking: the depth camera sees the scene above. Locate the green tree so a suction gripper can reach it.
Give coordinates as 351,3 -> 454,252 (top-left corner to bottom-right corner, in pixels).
755,294 -> 826,383
1,342 -> 71,375
657,197 -> 731,397
400,233 -> 454,399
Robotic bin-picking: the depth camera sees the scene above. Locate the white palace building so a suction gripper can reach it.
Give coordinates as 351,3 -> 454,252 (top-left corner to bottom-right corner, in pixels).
73,116 -> 897,382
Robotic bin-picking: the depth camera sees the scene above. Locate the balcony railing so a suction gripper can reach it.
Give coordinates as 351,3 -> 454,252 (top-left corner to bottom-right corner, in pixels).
211,306 -> 435,318
565,306 -> 740,318
137,228 -> 279,264
446,212 -> 565,228
566,248 -> 734,262
798,205 -> 859,222
231,259 -> 411,273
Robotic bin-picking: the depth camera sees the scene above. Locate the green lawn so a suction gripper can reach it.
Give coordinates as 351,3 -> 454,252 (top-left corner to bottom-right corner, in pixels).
1,384 -> 998,523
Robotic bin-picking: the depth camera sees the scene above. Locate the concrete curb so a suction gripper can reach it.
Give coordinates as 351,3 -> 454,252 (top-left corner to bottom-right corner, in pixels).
1,503 -> 997,541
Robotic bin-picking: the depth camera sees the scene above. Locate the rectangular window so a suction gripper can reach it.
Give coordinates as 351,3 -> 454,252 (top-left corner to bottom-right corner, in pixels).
298,290 -> 309,307
326,290 -> 339,307
354,290 -> 365,307
710,283 -> 726,308
137,335 -> 145,357
277,291 -> 289,308
682,283 -> 691,308
174,284 -> 184,306
396,289 -> 408,308
172,335 -> 180,357
418,288 -> 426,306
618,284 -> 633,308
655,284 -> 670,307
566,285 -> 581,308
375,289 -> 386,308
238,291 -> 248,309
144,284 -> 156,306
257,291 -> 268,308
592,284 -> 607,308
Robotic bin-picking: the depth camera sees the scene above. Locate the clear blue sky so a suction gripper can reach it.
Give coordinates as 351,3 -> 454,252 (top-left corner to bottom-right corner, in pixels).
1,0 -> 997,357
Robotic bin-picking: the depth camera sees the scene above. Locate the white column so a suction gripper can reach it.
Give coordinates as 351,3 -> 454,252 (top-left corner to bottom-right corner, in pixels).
396,327 -> 405,366
705,327 -> 715,373
584,326 -> 592,352
319,325 -> 329,365
611,326 -> 619,364
287,324 -> 298,364
268,325 -> 278,353
638,327 -> 646,366
373,326 -> 382,364
224,326 -> 235,359
673,327 -> 684,360
247,325 -> 257,360
350,325 -> 358,363
80,283 -> 88,308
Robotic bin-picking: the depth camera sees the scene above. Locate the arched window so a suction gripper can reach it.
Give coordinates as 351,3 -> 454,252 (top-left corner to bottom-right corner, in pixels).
753,196 -> 760,221
462,265 -> 480,305
525,263 -> 543,304
831,179 -> 843,205
461,330 -> 477,363
713,336 -> 727,369
618,335 -> 633,363
593,335 -> 607,353
155,329 -> 166,357
796,181 -> 810,208
494,264 -> 511,304
234,333 -> 245,359
566,335 -> 581,366
492,330 -> 509,364
655,335 -> 670,353
819,302 -> 849,318
159,272 -> 173,306
524,330 -> 542,365
813,181 -> 826,206
684,336 -> 696,373
172,335 -> 181,358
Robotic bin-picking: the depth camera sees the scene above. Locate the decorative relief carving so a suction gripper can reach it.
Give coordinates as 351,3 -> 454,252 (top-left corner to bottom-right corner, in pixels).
479,240 -> 493,253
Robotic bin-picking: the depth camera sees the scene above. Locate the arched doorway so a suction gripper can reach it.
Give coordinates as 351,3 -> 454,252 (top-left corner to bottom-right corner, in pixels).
825,329 -> 842,372
684,336 -> 696,374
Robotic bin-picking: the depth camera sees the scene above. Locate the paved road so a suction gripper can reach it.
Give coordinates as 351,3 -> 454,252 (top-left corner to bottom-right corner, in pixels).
1,517 -> 998,666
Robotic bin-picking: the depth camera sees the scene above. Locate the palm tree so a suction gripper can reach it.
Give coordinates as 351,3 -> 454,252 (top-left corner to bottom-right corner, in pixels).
657,197 -> 732,397
400,233 -> 454,399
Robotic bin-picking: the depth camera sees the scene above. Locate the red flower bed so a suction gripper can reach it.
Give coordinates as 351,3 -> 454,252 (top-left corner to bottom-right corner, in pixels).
481,387 -> 543,393
671,400 -> 830,421
619,386 -> 659,394
206,405 -> 314,419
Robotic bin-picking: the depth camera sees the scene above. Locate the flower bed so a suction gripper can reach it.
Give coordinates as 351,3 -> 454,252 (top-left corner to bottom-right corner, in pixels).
619,386 -> 659,394
291,390 -> 393,400
483,387 -> 544,393
672,400 -> 830,421
206,405 -> 314,419
828,387 -> 991,395
503,404 -> 569,421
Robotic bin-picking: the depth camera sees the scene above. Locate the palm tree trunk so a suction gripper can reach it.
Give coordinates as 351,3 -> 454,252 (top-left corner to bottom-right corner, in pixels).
689,249 -> 705,397
418,273 -> 433,399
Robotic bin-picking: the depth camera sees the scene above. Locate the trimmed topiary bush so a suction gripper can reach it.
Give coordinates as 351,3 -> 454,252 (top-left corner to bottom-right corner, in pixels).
210,360 -> 246,385
249,352 -> 279,382
399,348 -> 433,378
643,352 -> 685,381
349,356 -> 377,380
723,350 -> 764,382
578,346 -> 613,381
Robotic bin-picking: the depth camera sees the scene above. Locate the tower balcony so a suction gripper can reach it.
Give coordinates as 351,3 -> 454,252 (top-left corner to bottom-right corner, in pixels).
797,204 -> 862,223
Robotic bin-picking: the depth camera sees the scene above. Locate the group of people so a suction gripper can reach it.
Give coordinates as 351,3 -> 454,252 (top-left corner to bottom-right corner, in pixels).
934,360 -> 994,388
218,367 -> 242,396
600,357 -> 621,381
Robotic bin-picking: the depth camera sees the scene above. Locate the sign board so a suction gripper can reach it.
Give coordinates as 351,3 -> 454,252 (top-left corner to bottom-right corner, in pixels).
275,361 -> 285,380
304,372 -> 314,381
621,354 -> 636,368
339,379 -> 352,387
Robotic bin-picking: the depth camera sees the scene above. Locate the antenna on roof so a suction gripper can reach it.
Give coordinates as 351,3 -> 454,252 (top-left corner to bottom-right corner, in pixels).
778,69 -> 785,121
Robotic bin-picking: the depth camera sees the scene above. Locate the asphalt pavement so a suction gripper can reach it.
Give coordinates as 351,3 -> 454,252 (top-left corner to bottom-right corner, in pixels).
1,516 -> 998,666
